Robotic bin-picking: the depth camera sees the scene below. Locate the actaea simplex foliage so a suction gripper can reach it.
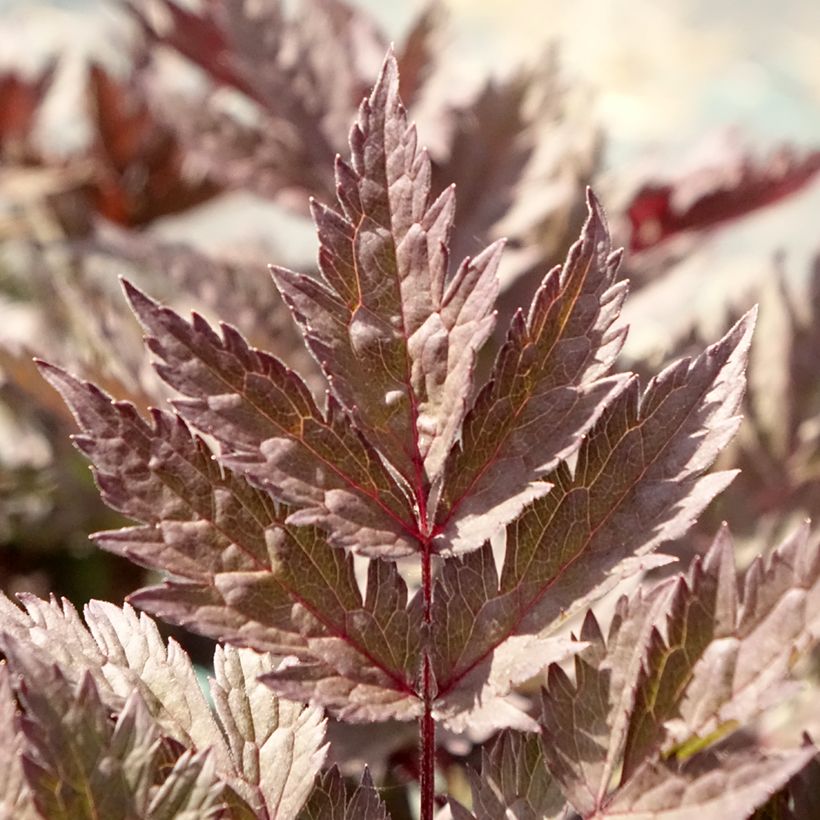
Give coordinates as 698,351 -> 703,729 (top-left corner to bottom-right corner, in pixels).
1,50 -> 815,820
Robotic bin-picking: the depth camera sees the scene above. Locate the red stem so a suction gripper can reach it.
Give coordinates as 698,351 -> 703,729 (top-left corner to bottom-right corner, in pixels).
420,537 -> 435,820
412,468 -> 435,820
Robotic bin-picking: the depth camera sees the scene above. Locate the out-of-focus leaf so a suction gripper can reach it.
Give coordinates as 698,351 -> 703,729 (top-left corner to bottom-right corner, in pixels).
129,0 -> 385,205
394,3 -> 443,107
87,64 -> 218,227
434,191 -> 628,555
430,68 -> 541,269
0,63 -> 55,160
84,230 -> 323,389
273,53 -> 503,486
298,767 -> 388,820
626,145 -> 820,253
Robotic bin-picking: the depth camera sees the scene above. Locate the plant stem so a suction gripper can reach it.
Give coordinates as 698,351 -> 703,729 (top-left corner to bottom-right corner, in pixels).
420,533 -> 435,820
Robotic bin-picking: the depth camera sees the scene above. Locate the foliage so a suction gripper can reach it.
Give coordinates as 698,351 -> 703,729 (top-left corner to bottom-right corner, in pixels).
2,1 -> 820,818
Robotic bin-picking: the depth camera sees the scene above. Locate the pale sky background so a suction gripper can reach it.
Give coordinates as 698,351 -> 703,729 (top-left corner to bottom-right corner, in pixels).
2,0 -> 819,160
2,0 -> 819,357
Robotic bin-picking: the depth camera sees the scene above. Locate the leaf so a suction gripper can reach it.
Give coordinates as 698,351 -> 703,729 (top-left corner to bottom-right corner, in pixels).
639,524 -> 820,765
129,0 -> 385,206
0,666 -> 36,818
626,144 -> 820,252
211,645 -> 328,816
298,767 -> 388,820
145,750 -> 226,820
430,59 -> 564,270
429,540 -> 583,732
0,595 -> 330,818
394,2 -> 443,107
745,269 -> 796,460
1,632 -> 229,820
19,675 -> 151,819
39,363 -> 423,721
458,731 -> 566,820
255,553 -> 424,721
536,522 -> 820,817
621,529 -> 739,777
0,591 -> 232,771
86,230 -> 322,389
432,311 -> 753,721
539,585 -> 676,814
599,746 -> 817,819
0,62 -> 55,155
119,282 -> 420,557
86,600 -> 235,766
87,64 -> 218,226
272,51 -> 503,487
433,191 -> 629,555
784,750 -> 820,819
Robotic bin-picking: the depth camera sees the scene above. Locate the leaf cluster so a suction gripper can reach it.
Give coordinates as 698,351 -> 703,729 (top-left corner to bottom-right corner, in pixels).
1,3 -> 820,818
13,50 -> 819,818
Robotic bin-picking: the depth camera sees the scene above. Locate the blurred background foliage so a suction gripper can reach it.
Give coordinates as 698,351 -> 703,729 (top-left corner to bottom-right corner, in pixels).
1,1 -> 819,809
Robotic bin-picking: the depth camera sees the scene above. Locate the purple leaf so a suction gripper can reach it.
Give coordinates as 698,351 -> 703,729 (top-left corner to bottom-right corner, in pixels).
599,745 -> 816,819
38,364 -> 423,721
434,191 -> 629,554
627,144 -> 820,252
118,283 -> 420,557
627,522 -> 820,773
272,52 -> 502,488
459,731 -> 565,820
539,586 -> 676,814
128,0 -> 386,206
537,522 -> 820,816
298,767 -> 389,820
432,312 -> 753,721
